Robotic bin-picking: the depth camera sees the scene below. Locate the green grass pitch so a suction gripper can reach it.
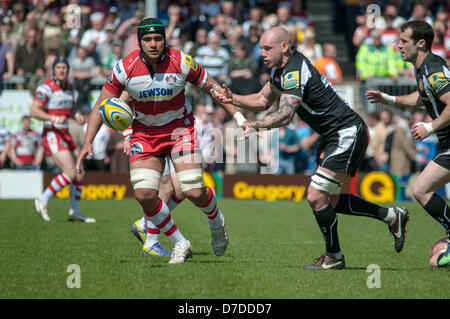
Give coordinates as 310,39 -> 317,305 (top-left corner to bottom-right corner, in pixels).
0,198 -> 448,299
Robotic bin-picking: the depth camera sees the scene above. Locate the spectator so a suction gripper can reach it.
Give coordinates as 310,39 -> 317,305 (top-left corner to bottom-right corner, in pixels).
43,37 -> 60,76
408,3 -> 434,26
0,30 -> 13,94
294,117 -> 319,173
9,115 -> 43,170
223,26 -> 243,56
389,113 -> 416,178
15,28 -> 45,90
352,13 -> 375,49
1,16 -> 17,52
188,27 -> 208,57
297,28 -> 322,62
228,41 -> 261,95
105,6 -> 120,29
0,122 -> 11,168
26,0 -> 51,31
80,12 -> 107,48
290,0 -> 314,29
277,5 -> 297,29
166,3 -> 184,44
314,43 -> 343,85
376,4 -> 406,30
363,112 -> 390,172
117,0 -> 138,25
381,15 -> 400,48
102,40 -> 123,77
10,2 -> 25,35
243,23 -> 263,58
88,0 -> 109,17
199,0 -> 221,18
431,27 -> 447,60
195,32 -> 230,85
117,15 -> 139,56
42,11 -> 66,55
70,46 -> 96,109
356,28 -> 398,82
84,41 -> 102,75
0,0 -> 11,20
97,24 -> 115,65
275,126 -> 300,175
242,6 -> 268,38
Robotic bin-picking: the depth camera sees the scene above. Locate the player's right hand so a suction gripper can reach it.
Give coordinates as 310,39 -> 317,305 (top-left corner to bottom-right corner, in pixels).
365,90 -> 389,105
76,144 -> 93,173
123,139 -> 131,156
211,83 -> 233,104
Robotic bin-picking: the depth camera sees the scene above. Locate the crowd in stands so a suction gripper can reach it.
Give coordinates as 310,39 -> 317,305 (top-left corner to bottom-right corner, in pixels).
0,0 -> 449,179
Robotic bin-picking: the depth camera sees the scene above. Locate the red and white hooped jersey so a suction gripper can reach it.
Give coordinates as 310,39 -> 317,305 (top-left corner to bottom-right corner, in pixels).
34,79 -> 75,131
11,129 -> 41,164
104,47 -> 208,131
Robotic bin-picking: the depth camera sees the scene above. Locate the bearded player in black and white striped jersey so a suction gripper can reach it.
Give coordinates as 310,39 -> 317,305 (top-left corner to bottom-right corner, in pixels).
367,20 -> 450,267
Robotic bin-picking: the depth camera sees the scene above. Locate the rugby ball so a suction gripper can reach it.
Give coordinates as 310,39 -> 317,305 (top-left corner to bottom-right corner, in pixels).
99,97 -> 133,130
429,237 -> 449,267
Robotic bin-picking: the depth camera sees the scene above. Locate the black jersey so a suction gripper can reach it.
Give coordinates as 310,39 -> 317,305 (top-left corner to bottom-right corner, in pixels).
269,50 -> 363,137
415,52 -> 450,149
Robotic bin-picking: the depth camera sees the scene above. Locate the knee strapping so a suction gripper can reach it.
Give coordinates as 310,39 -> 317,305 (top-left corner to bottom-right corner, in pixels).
130,168 -> 162,190
176,168 -> 204,192
310,170 -> 342,195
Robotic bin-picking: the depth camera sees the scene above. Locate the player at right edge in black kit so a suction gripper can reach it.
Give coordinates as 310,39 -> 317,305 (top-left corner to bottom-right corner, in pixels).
367,21 -> 450,267
212,27 -> 410,270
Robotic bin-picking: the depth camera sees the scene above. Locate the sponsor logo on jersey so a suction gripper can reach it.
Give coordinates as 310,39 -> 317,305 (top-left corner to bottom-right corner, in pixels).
116,63 -> 122,74
131,142 -> 143,155
166,74 -> 177,85
283,71 -> 299,89
138,88 -> 174,99
36,92 -> 46,101
107,72 -> 113,85
419,79 -> 423,91
184,55 -> 198,71
428,72 -> 449,93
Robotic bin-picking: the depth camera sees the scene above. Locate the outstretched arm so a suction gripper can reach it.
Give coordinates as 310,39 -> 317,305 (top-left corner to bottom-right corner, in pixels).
247,94 -> 301,130
201,73 -> 247,126
211,82 -> 278,112
365,90 -> 423,108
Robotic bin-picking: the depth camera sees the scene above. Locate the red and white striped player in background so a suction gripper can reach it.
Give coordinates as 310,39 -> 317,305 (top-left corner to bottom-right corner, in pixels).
31,57 -> 96,223
9,115 -> 44,170
77,18 -> 248,264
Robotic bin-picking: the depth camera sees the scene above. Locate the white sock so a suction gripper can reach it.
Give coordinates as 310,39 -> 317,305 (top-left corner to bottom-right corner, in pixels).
383,208 -> 397,225
196,187 -> 223,228
144,200 -> 188,246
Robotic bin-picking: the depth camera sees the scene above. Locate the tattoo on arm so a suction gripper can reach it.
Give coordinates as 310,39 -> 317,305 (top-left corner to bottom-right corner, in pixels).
253,95 -> 301,129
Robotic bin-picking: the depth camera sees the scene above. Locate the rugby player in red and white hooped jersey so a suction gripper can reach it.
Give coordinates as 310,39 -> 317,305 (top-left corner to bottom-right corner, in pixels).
77,18 -> 248,264
30,57 -> 96,223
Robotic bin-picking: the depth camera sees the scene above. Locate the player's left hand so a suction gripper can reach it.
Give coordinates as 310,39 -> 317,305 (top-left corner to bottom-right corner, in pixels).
411,123 -> 430,141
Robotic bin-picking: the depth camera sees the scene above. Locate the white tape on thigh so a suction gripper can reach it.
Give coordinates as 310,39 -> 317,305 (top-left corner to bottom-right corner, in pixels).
310,170 -> 342,195
176,168 -> 204,192
130,168 -> 162,190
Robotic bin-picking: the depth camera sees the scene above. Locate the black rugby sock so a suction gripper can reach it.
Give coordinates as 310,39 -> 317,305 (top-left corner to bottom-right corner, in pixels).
423,193 -> 450,234
335,194 -> 388,221
313,205 -> 341,254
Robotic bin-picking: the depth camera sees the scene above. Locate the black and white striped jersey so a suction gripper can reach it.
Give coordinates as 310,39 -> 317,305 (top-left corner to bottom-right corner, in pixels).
269,50 -> 363,137
415,52 -> 450,149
